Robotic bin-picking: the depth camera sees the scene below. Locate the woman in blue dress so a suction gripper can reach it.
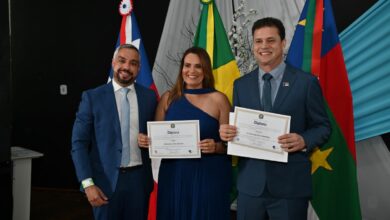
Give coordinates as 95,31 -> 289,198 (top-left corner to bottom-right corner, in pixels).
139,47 -> 232,219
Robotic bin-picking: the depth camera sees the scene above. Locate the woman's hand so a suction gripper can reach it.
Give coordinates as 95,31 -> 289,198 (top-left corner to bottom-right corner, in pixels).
199,139 -> 217,154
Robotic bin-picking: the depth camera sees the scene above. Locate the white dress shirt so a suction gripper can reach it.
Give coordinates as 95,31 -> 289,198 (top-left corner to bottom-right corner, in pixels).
112,80 -> 142,167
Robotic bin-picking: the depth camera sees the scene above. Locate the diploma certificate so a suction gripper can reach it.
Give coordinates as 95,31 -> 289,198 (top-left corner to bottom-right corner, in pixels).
228,107 -> 290,162
147,120 -> 200,159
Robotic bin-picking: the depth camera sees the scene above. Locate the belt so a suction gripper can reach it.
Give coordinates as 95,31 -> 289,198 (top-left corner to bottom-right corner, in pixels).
119,165 -> 141,173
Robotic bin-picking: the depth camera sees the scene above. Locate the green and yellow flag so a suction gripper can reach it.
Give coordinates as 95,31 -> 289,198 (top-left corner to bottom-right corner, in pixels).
193,0 -> 240,103
194,0 -> 241,202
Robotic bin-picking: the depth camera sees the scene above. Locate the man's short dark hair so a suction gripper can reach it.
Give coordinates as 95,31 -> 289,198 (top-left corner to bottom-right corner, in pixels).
113,44 -> 140,60
252,17 -> 285,40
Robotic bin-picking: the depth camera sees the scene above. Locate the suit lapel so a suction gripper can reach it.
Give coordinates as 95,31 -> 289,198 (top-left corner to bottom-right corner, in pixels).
246,70 -> 262,110
134,84 -> 150,160
273,65 -> 297,111
134,84 -> 144,130
103,83 -> 121,140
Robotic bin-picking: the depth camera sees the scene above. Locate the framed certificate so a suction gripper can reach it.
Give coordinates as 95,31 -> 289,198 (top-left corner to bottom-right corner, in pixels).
227,107 -> 290,162
147,120 -> 201,159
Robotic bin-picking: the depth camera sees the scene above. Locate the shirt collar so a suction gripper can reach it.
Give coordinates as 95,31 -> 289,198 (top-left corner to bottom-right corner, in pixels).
112,79 -> 135,92
258,62 -> 286,81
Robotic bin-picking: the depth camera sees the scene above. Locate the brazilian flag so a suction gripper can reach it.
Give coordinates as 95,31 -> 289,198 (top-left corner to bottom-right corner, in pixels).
193,0 -> 241,202
193,0 -> 240,103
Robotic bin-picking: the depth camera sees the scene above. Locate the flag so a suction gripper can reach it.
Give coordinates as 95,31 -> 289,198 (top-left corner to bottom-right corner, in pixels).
193,0 -> 241,203
286,0 -> 361,219
112,1 -> 160,219
110,0 -> 159,97
193,0 -> 240,103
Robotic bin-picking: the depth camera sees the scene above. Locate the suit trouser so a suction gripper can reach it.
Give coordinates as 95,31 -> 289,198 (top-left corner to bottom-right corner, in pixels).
237,189 -> 308,220
93,166 -> 149,220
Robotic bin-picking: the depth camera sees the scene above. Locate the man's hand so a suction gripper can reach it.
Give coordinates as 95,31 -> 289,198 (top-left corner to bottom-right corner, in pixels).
85,185 -> 108,207
138,133 -> 150,148
219,124 -> 237,142
278,133 -> 306,152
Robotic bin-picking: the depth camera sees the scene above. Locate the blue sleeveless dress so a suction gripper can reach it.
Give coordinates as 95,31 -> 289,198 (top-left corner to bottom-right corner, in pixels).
157,88 -> 232,220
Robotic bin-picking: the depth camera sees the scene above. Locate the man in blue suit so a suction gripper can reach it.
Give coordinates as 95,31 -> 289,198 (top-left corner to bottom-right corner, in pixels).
71,44 -> 157,220
220,18 -> 331,220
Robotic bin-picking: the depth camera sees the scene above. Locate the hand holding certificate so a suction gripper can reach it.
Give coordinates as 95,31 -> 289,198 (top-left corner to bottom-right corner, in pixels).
147,120 -> 201,159
227,107 -> 290,162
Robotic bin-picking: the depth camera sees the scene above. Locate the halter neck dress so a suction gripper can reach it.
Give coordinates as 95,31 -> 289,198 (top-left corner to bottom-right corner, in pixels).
157,88 -> 232,220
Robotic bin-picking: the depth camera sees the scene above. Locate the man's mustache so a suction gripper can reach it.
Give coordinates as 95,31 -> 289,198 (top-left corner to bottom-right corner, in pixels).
117,69 -> 133,75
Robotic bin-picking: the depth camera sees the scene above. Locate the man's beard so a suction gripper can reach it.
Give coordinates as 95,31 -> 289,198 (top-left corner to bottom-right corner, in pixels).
118,76 -> 132,85
115,69 -> 134,85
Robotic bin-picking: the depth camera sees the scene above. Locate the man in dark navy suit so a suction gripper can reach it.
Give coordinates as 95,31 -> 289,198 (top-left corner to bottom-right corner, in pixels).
220,18 -> 331,220
71,44 -> 156,220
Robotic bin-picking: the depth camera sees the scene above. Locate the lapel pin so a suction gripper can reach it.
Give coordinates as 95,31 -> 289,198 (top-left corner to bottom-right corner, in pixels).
283,82 -> 289,87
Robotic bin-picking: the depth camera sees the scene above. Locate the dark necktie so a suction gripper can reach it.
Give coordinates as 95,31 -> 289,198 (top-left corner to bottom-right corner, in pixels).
120,88 -> 130,167
262,73 -> 273,111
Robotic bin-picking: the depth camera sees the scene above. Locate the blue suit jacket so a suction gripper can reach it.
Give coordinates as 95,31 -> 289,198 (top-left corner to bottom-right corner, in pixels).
234,64 -> 330,198
71,82 -> 157,197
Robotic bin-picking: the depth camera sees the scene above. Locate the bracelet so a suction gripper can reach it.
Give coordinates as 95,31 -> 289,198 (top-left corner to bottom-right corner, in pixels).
81,178 -> 95,189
